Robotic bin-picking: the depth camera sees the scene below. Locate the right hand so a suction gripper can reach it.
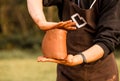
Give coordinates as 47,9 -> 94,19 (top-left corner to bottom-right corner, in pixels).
58,20 -> 76,30
38,20 -> 76,31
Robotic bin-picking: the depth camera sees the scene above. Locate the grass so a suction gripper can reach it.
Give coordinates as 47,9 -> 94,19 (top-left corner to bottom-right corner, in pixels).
0,59 -> 57,81
0,49 -> 57,81
0,49 -> 120,81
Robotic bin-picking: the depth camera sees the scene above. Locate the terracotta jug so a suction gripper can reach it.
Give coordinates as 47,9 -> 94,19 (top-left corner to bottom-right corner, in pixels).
42,28 -> 67,59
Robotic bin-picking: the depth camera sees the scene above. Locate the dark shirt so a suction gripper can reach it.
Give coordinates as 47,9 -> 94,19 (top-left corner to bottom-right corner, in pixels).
43,0 -> 120,55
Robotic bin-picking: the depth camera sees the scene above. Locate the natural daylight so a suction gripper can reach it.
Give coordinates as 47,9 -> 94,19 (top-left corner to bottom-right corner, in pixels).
0,0 -> 120,81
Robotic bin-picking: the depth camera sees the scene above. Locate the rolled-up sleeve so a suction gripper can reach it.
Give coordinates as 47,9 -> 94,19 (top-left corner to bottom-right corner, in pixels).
43,0 -> 62,6
94,0 -> 120,56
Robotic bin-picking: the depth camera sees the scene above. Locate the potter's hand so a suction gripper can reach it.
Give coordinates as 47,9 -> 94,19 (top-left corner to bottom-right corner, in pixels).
37,21 -> 64,30
38,20 -> 76,31
58,20 -> 76,30
37,54 -> 83,66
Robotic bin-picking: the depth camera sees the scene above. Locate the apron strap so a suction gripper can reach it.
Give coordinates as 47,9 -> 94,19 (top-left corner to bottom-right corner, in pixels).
89,0 -> 97,9
72,0 -> 97,9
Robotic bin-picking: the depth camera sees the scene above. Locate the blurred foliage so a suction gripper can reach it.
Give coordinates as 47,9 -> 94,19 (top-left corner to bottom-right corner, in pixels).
0,0 -> 119,50
0,0 -> 59,50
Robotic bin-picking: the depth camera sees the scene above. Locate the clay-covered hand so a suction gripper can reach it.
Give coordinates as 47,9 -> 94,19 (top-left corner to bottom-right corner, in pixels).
37,54 -> 83,66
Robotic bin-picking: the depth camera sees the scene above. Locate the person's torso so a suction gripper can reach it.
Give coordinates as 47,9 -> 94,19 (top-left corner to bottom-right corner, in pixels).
58,0 -> 98,54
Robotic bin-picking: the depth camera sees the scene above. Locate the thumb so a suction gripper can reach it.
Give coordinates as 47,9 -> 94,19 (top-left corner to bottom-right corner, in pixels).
66,54 -> 74,63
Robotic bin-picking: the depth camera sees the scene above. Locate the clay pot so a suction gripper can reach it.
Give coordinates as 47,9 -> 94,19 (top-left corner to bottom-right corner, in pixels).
42,28 -> 67,59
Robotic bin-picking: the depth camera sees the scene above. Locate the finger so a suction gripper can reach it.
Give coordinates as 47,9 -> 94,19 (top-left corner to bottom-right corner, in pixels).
58,20 -> 73,27
55,20 -> 74,29
37,56 -> 54,62
63,22 -> 76,30
65,26 -> 77,30
63,20 -> 73,26
64,22 -> 76,27
53,22 -> 64,28
66,54 -> 74,63
44,58 -> 67,64
37,56 -> 67,64
37,56 -> 48,62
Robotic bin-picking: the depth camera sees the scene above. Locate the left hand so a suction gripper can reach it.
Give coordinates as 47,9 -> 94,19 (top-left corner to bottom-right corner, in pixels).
37,54 -> 83,66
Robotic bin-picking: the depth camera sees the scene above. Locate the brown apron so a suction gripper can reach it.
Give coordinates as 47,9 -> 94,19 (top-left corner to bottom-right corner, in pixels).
57,0 -> 119,81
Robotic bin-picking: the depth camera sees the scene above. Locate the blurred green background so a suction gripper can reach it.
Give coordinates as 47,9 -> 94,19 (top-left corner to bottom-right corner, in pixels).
0,0 -> 120,81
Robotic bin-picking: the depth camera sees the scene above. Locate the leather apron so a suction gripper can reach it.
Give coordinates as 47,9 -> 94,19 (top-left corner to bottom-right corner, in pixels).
57,0 -> 119,81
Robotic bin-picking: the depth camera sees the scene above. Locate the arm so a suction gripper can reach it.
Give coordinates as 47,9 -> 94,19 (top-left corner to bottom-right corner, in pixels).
27,0 -> 76,30
37,44 -> 104,66
94,0 -> 120,56
82,44 -> 104,63
84,0 -> 120,63
27,0 -> 58,30
27,0 -> 46,22
37,0 -> 120,66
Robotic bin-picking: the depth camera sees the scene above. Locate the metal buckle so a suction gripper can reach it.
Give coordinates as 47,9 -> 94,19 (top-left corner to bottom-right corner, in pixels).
71,13 -> 87,28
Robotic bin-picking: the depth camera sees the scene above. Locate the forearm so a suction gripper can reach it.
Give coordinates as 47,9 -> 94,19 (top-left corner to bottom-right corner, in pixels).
82,44 -> 104,63
27,0 -> 47,29
37,44 -> 105,66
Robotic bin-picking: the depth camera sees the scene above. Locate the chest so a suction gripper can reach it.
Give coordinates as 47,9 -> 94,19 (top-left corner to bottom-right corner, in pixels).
72,0 -> 96,9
